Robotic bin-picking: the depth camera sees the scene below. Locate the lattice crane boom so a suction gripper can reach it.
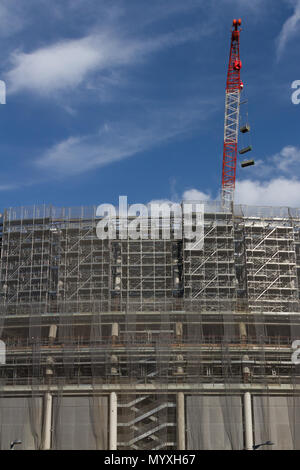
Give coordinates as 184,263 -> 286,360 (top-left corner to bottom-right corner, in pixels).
221,19 -> 243,209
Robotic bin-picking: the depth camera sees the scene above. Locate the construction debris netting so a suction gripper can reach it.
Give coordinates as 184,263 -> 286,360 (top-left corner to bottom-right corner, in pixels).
0,202 -> 300,449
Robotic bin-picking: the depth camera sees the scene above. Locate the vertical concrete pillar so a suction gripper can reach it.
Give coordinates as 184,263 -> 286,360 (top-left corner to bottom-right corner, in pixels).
175,322 -> 183,342
244,392 -> 253,450
49,324 -> 57,343
112,323 -> 119,345
42,392 -> 52,450
239,322 -> 247,342
109,392 -> 117,450
177,392 -> 185,450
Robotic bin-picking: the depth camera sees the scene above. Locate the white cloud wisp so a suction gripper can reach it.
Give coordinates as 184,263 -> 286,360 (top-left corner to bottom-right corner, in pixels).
277,0 -> 300,59
6,28 -> 199,96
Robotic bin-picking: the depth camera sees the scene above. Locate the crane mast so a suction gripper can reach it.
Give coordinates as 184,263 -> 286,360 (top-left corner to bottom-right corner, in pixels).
221,19 -> 243,210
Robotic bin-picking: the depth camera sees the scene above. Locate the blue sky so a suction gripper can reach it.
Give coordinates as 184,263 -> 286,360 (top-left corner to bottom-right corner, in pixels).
0,0 -> 300,209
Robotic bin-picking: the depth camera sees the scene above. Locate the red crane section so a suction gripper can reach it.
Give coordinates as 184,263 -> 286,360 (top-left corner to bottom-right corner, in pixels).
221,19 -> 243,209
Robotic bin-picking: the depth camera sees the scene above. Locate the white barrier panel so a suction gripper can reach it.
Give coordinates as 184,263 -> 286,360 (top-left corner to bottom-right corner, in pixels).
52,396 -> 108,450
0,397 -> 42,450
253,396 -> 300,450
186,395 -> 243,450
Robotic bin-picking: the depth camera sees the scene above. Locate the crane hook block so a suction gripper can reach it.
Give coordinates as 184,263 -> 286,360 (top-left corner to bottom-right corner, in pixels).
239,145 -> 252,155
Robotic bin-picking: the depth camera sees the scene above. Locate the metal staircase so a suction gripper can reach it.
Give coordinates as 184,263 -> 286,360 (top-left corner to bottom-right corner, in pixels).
117,395 -> 176,450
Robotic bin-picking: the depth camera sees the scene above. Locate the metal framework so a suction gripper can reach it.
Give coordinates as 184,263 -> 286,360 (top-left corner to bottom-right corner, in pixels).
221,19 -> 243,209
1,203 -> 300,315
1,203 -> 300,449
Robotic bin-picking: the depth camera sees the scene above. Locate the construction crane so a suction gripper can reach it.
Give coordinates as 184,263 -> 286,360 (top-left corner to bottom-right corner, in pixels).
221,18 -> 244,210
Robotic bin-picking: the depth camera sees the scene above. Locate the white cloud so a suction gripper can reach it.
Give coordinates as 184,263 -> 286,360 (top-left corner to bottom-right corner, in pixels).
148,189 -> 210,203
35,98 -> 215,175
34,122 -> 181,175
178,178 -> 300,207
178,151 -> 300,208
277,0 -> 300,59
36,126 -> 161,175
149,189 -> 212,205
235,177 -> 300,206
5,28 -> 199,96
272,145 -> 300,172
6,35 -> 113,95
227,144 -> 300,207
240,145 -> 300,180
182,188 -> 210,201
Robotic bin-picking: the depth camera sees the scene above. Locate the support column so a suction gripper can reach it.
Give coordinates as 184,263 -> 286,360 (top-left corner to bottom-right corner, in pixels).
244,392 -> 253,450
41,392 -> 52,450
109,392 -> 117,450
177,392 -> 185,450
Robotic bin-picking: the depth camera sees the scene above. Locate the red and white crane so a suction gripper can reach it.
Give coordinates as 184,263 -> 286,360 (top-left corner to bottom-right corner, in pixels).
221,19 -> 243,209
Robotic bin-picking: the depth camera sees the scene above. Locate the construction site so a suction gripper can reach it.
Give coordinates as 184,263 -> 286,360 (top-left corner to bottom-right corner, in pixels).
0,201 -> 300,450
0,18 -> 300,450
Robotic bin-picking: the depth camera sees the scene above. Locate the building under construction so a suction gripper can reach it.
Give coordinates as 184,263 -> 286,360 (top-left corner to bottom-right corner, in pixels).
0,202 -> 300,450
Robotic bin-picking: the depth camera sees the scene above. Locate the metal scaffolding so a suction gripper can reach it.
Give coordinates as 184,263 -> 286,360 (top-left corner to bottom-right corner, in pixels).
0,203 -> 300,449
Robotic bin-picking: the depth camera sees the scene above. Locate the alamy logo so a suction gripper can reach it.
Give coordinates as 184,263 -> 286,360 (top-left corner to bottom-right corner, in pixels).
0,80 -> 6,105
96,196 -> 205,250
291,80 -> 300,105
291,340 -> 300,364
0,340 -> 6,365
